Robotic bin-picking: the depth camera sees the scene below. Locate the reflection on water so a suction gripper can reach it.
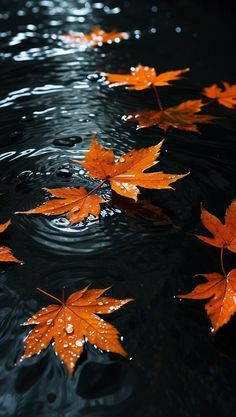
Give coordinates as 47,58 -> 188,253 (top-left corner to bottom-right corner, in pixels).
0,0 -> 236,416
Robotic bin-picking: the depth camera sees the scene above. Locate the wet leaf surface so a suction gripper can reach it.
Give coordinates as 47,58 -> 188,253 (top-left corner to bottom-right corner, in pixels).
102,65 -> 189,90
20,287 -> 133,376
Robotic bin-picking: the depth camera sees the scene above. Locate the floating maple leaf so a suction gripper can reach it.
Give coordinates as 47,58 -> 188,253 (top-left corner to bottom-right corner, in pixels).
60,28 -> 129,47
0,220 -> 21,263
102,65 -> 189,91
77,136 -> 188,201
16,187 -> 105,225
196,201 -> 236,252
178,270 -> 236,333
203,82 -> 236,109
19,287 -> 133,375
124,100 -> 217,132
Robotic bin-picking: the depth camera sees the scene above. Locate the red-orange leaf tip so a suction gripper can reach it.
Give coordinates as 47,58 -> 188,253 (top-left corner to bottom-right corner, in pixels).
19,287 -> 133,376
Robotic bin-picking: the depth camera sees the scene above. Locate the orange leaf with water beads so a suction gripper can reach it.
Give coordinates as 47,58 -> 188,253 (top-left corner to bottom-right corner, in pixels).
77,136 -> 188,201
196,200 -> 236,252
15,187 -> 105,225
19,287 -> 133,376
203,82 -> 236,109
177,269 -> 236,333
0,220 -> 21,263
124,100 -> 217,132
60,28 -> 129,47
101,65 -> 189,91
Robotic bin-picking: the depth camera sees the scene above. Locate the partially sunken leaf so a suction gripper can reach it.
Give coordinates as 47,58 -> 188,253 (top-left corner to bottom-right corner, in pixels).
15,187 -> 105,225
196,201 -> 236,252
125,100 -> 217,132
111,192 -> 173,224
203,82 -> 236,109
19,287 -> 133,376
60,28 -> 129,47
178,270 -> 236,333
78,136 -> 188,201
102,65 -> 189,91
0,220 -> 21,263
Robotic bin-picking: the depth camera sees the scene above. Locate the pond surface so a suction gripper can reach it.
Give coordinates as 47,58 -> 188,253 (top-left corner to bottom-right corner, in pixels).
0,0 -> 236,416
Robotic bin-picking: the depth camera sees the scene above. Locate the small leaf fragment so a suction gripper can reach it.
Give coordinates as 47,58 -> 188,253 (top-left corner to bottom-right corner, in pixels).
0,220 -> 21,263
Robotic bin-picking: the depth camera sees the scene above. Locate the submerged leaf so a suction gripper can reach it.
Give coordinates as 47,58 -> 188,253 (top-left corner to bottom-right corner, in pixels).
19,287 -> 133,375
111,192 -> 174,224
178,270 -> 236,333
15,187 -> 105,225
102,65 -> 189,91
125,100 -> 217,132
203,82 -> 236,109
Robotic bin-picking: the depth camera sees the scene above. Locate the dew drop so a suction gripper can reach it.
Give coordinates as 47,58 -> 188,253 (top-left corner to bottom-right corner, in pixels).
65,323 -> 74,334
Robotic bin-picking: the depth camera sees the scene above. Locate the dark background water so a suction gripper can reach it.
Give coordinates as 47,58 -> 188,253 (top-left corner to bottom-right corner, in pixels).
0,0 -> 236,416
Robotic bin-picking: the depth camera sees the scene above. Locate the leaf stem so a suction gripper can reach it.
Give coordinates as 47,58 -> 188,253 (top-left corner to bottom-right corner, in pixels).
65,179 -> 107,208
86,179 -> 107,197
37,287 -> 63,304
220,247 -> 227,276
152,84 -> 164,111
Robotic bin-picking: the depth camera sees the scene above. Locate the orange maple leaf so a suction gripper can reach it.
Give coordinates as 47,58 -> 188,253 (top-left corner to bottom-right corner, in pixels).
16,187 -> 105,225
102,65 -> 189,91
124,100 -> 216,132
19,287 -> 133,375
0,220 -> 21,263
203,82 -> 236,109
60,28 -> 129,47
178,270 -> 236,333
196,201 -> 236,252
77,136 -> 188,201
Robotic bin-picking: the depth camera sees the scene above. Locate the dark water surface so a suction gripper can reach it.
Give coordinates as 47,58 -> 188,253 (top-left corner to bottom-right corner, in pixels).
0,0 -> 236,416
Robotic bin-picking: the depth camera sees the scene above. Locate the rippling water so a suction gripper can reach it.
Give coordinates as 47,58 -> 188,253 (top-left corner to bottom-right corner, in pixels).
0,0 -> 236,416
